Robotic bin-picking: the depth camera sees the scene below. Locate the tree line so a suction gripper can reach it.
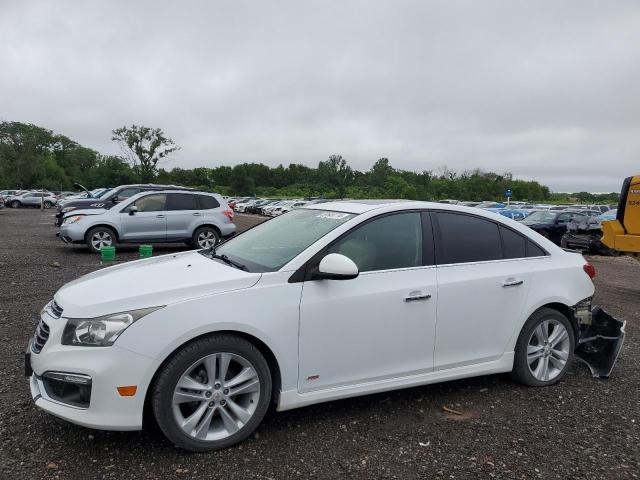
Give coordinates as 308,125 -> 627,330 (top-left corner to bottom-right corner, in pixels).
0,121 -> 619,203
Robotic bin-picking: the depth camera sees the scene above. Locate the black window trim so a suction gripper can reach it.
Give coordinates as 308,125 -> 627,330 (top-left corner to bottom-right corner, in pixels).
288,209 -> 436,283
430,209 -> 549,266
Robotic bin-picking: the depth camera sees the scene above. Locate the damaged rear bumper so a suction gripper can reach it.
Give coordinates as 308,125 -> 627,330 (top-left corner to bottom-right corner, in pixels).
574,305 -> 626,378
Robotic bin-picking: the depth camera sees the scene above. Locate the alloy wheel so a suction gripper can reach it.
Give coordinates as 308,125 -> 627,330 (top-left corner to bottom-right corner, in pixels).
197,230 -> 217,249
172,352 -> 261,441
527,319 -> 570,381
91,231 -> 113,250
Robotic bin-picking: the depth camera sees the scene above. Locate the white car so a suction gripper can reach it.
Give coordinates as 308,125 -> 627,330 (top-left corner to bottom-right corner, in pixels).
26,200 -> 623,451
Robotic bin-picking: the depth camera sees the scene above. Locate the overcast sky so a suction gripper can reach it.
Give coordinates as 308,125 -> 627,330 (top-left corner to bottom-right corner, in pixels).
1,1 -> 639,192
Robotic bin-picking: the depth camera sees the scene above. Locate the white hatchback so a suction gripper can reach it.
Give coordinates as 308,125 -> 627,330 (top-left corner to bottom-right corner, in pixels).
26,200 -> 624,451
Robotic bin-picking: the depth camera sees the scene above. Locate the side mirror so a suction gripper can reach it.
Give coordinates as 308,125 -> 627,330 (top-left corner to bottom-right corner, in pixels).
314,253 -> 359,280
128,206 -> 139,216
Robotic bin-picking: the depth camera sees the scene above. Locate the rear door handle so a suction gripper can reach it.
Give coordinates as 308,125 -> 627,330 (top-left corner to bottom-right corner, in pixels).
404,292 -> 432,302
192,212 -> 202,216
502,278 -> 523,287
156,215 -> 165,218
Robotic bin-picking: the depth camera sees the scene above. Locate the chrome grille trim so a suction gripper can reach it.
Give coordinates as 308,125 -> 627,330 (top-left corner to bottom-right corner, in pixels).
50,300 -> 63,318
32,319 -> 50,353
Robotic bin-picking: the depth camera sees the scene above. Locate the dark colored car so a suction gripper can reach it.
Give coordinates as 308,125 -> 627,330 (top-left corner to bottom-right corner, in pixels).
55,184 -> 192,226
521,210 -> 587,244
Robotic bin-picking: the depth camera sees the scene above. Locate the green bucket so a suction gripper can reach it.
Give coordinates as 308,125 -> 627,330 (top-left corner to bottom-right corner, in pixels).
139,245 -> 153,258
101,246 -> 116,262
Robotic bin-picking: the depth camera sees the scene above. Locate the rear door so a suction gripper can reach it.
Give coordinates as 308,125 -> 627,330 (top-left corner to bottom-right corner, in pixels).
119,194 -> 167,241
432,212 -> 539,370
165,193 -> 200,240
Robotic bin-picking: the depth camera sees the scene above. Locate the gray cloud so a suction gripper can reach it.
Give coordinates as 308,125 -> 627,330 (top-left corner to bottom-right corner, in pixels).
1,0 -> 639,192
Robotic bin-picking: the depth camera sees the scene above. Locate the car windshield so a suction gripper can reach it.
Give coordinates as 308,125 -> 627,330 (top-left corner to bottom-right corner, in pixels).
98,187 -> 118,199
525,211 -> 557,223
212,208 -> 356,272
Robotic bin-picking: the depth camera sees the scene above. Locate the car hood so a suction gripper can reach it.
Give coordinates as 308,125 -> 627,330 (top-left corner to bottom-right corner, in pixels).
55,250 -> 261,318
521,221 -> 548,228
62,208 -> 108,219
61,198 -> 112,210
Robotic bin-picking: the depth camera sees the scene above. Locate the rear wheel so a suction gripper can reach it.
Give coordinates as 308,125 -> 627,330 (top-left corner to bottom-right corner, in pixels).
512,308 -> 574,386
43,201 -> 53,209
193,226 -> 219,249
85,226 -> 116,253
152,335 -> 272,451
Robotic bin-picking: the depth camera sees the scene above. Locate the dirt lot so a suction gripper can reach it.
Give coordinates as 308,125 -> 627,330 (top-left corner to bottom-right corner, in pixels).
0,208 -> 638,480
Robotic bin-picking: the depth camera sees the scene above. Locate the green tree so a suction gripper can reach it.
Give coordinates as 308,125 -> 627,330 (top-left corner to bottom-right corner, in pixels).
111,125 -> 180,182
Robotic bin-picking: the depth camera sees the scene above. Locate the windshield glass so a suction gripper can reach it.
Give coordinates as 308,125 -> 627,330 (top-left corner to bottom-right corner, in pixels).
214,209 -> 356,272
525,211 -> 557,223
98,187 -> 117,199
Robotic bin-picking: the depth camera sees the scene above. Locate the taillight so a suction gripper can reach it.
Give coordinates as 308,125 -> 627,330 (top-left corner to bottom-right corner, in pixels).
583,262 -> 596,279
223,209 -> 234,221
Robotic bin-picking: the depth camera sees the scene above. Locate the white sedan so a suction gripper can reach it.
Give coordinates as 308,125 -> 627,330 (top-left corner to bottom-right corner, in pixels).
26,200 -> 623,451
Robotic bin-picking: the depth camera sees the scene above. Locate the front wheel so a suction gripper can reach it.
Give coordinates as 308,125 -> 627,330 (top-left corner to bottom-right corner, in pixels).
512,308 -> 575,386
10,200 -> 21,208
152,335 -> 272,451
85,226 -> 116,253
43,201 -> 54,209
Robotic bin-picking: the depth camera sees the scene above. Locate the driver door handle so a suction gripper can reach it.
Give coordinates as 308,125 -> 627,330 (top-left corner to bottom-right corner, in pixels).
404,292 -> 432,302
502,278 -> 524,287
192,212 -> 202,216
156,214 -> 165,218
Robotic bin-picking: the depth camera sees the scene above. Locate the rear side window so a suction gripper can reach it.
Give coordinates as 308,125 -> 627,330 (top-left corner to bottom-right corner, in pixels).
166,193 -> 198,211
198,195 -> 220,209
500,226 -> 526,259
435,212 -> 502,264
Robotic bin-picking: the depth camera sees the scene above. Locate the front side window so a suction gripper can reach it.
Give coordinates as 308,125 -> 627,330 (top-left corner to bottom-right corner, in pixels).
215,209 -> 355,272
132,194 -> 166,212
327,212 -> 423,272
435,212 -> 502,264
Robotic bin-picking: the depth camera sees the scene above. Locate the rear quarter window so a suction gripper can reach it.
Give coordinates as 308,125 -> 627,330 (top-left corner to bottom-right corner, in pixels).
198,195 -> 220,209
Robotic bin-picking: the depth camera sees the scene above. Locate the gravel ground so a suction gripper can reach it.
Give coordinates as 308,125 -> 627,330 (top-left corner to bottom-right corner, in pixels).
0,207 -> 638,480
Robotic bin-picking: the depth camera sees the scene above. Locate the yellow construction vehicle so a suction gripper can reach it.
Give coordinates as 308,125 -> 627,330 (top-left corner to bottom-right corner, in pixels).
601,175 -> 640,257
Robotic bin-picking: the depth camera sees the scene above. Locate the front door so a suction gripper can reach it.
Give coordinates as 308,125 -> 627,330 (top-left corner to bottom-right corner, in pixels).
119,193 -> 167,241
298,212 -> 437,392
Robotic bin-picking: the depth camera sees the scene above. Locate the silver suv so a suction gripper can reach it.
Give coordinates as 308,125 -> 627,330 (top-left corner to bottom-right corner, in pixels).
8,191 -> 58,208
59,190 -> 235,252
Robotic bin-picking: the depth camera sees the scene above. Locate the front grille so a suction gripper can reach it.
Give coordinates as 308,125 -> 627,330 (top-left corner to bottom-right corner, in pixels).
50,300 -> 63,318
32,319 -> 50,354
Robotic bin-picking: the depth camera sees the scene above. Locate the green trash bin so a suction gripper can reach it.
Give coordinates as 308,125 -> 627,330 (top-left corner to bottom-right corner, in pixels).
139,245 -> 153,258
101,246 -> 116,262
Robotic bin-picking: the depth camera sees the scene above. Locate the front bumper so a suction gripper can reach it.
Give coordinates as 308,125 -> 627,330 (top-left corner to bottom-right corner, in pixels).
26,319 -> 153,430
59,222 -> 87,243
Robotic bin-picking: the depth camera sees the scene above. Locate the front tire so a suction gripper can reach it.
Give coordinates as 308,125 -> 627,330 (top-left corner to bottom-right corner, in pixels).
10,200 -> 21,208
85,226 -> 116,253
512,308 -> 575,386
152,335 -> 272,452
44,201 -> 53,209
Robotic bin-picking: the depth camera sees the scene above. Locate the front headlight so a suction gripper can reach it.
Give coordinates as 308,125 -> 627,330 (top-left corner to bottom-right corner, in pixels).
63,215 -> 85,225
61,306 -> 163,346
61,206 -> 76,213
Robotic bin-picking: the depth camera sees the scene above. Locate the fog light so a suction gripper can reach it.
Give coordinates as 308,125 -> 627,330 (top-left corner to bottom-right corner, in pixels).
42,372 -> 92,408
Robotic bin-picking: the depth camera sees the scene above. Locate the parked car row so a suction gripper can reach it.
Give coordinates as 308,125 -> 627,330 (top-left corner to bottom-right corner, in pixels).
0,190 -> 59,208
228,197 -> 334,217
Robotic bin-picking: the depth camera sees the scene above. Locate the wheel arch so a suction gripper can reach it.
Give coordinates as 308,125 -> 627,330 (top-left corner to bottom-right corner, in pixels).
85,223 -> 121,242
142,329 -> 282,428
194,223 -> 222,237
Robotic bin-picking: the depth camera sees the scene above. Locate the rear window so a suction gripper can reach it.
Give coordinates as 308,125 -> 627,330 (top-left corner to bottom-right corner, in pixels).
435,212 -> 502,264
166,193 -> 198,211
198,195 -> 220,209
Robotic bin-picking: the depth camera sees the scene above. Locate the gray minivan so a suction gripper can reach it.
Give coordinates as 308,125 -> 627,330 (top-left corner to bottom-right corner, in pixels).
59,190 -> 235,252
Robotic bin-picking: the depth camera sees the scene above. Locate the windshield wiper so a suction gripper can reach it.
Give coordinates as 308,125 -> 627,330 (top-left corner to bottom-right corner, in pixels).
203,248 -> 248,271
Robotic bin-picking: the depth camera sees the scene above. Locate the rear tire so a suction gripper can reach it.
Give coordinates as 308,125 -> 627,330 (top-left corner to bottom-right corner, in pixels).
44,201 -> 53,209
85,226 -> 117,253
193,226 -> 220,249
152,334 -> 272,452
512,308 -> 575,386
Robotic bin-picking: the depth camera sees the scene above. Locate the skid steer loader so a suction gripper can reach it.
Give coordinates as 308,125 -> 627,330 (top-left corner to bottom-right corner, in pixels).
602,175 -> 640,257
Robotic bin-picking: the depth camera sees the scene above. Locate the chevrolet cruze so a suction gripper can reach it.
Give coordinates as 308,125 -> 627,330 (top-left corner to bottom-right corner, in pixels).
26,200 -> 616,451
